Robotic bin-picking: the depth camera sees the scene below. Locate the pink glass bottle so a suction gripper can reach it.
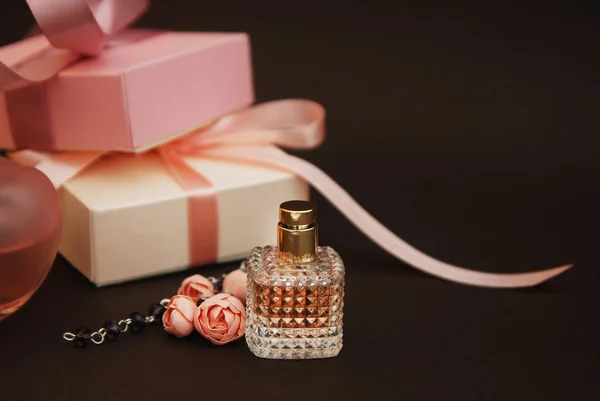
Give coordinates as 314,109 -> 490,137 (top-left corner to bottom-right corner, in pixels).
0,157 -> 61,320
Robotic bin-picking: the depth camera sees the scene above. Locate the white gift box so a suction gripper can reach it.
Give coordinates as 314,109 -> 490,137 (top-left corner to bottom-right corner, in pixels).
55,148 -> 308,286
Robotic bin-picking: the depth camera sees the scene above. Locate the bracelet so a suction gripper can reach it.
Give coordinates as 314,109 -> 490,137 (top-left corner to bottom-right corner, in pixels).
63,262 -> 248,347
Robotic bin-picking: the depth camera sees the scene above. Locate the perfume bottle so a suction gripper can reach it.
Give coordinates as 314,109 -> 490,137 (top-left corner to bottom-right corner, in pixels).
0,157 -> 61,320
246,200 -> 345,359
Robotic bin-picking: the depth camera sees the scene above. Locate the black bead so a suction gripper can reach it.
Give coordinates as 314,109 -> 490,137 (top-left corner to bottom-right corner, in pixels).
103,320 -> 120,341
74,326 -> 91,347
129,312 -> 146,332
148,303 -> 166,321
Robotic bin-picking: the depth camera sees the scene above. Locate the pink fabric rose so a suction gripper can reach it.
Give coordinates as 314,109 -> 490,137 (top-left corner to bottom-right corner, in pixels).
163,295 -> 197,338
194,293 -> 246,345
177,274 -> 215,303
222,269 -> 248,304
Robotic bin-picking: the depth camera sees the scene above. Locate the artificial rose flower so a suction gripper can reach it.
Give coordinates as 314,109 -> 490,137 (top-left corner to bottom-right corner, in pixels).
163,295 -> 197,338
194,293 -> 246,345
222,269 -> 248,304
177,274 -> 215,303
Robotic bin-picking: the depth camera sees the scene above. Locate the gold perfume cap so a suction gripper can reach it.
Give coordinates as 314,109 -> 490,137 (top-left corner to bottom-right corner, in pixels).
279,200 -> 316,228
277,200 -> 318,262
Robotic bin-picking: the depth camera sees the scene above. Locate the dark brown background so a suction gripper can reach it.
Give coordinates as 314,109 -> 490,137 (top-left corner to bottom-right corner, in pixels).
1,1 -> 599,400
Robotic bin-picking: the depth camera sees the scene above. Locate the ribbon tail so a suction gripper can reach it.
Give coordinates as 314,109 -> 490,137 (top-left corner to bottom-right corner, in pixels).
202,146 -> 572,288
0,38 -> 78,92
9,150 -> 105,188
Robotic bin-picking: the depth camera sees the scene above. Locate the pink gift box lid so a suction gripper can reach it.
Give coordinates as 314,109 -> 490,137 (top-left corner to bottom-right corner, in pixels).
0,29 -> 254,152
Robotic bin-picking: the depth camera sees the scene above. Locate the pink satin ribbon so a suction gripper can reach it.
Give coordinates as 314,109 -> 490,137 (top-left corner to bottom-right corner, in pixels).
11,99 -> 573,288
0,0 -> 147,92
158,146 -> 219,267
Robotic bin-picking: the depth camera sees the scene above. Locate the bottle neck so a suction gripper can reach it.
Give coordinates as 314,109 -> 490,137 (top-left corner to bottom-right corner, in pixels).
277,222 -> 318,263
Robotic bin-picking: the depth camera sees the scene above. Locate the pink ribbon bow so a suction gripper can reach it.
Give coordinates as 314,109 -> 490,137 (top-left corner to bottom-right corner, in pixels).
0,0 -> 148,91
11,99 -> 572,288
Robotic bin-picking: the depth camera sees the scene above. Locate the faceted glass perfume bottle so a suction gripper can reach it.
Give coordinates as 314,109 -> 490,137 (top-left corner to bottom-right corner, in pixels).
246,200 -> 344,359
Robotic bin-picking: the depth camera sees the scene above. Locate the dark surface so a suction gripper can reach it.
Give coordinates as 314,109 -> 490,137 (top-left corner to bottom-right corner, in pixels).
1,1 -> 599,400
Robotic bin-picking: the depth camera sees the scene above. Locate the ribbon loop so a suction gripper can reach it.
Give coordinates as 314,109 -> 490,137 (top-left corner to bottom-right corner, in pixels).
178,99 -> 325,150
26,0 -> 148,55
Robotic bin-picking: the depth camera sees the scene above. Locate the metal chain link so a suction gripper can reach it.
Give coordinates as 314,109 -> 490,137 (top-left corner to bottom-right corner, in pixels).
62,299 -> 171,346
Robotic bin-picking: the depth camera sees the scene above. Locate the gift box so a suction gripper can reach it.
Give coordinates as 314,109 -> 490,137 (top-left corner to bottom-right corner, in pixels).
25,149 -> 308,286
0,29 -> 254,152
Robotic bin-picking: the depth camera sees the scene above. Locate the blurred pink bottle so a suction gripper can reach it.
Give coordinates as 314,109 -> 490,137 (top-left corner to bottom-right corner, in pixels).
0,157 -> 61,320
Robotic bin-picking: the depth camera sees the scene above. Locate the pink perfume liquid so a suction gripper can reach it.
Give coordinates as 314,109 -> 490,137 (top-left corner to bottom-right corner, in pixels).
0,157 -> 61,320
0,227 -> 61,320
